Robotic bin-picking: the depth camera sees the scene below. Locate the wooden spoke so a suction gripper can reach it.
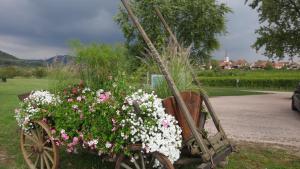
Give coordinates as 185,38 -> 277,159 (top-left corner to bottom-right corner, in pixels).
115,145 -> 174,169
121,163 -> 134,169
36,127 -> 43,141
43,140 -> 49,146
139,152 -> 146,169
34,154 -> 40,167
27,152 -> 34,159
41,153 -> 44,169
31,130 -> 40,143
44,147 -> 53,152
43,154 -> 51,169
20,121 -> 59,169
44,150 -> 54,164
25,134 -> 38,143
23,144 -> 32,147
132,157 -> 141,169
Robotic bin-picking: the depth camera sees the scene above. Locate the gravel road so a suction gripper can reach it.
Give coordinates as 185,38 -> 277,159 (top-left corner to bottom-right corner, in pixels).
206,92 -> 300,148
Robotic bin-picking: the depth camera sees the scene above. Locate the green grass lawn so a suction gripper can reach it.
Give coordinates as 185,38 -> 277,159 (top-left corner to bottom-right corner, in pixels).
0,78 -> 299,169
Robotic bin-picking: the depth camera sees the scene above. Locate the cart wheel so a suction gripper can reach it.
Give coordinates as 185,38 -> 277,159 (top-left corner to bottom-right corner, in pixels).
20,121 -> 59,169
115,145 -> 174,169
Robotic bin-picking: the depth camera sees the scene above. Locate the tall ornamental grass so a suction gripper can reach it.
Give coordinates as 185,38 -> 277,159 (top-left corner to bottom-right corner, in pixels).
152,43 -> 200,98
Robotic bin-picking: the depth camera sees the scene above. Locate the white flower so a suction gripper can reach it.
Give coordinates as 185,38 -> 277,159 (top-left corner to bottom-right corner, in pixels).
15,90 -> 61,132
122,90 -> 182,164
105,142 -> 112,149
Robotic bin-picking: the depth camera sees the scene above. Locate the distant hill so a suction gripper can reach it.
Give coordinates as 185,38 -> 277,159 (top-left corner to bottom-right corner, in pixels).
0,50 -> 18,60
0,50 -> 75,67
46,55 -> 75,65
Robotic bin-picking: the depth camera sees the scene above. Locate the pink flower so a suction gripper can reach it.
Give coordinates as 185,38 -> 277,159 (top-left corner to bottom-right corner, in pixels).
67,147 -> 73,153
112,127 -> 117,132
51,128 -> 56,134
73,137 -> 79,145
97,92 -> 111,103
112,118 -> 116,125
76,96 -> 82,102
162,119 -> 170,128
67,98 -> 73,102
42,118 -> 48,123
55,140 -> 61,146
72,105 -> 79,110
61,133 -> 69,140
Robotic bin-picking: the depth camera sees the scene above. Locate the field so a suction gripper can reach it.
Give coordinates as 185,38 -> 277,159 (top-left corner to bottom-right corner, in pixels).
0,78 -> 300,169
199,70 -> 300,91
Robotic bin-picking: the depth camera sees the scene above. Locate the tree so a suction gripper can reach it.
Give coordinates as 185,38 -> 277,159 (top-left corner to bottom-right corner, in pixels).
115,0 -> 230,63
246,0 -> 300,60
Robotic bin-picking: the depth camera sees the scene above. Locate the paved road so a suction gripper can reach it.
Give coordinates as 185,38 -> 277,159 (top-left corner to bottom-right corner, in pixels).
206,92 -> 300,148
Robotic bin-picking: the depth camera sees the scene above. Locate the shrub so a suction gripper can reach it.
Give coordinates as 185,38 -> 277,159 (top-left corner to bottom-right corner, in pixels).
69,41 -> 130,89
1,77 -> 7,82
0,66 -> 17,79
33,67 -> 47,78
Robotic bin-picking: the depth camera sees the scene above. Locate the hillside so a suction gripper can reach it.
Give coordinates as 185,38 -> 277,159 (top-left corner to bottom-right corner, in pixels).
0,50 -> 18,60
0,50 -> 74,67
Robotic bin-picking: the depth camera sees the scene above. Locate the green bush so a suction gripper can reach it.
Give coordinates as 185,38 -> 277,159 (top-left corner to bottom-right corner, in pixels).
33,67 -> 47,78
1,77 -> 6,82
0,66 -> 18,79
69,41 -> 130,89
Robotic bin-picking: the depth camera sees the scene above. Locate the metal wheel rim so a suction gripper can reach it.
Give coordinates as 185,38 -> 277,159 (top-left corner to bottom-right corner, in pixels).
20,121 -> 59,169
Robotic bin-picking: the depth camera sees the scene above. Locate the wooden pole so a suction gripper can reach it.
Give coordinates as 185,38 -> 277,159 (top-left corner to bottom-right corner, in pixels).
154,6 -> 228,139
120,0 -> 211,161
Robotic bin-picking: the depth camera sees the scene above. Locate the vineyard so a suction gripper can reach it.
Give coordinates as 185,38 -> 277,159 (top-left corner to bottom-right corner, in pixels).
198,70 -> 300,90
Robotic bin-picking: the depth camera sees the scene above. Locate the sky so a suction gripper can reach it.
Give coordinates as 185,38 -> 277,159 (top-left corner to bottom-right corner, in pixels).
0,0 -> 272,62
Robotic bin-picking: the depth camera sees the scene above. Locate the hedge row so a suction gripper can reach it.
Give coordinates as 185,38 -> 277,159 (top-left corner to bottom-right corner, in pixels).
199,77 -> 300,90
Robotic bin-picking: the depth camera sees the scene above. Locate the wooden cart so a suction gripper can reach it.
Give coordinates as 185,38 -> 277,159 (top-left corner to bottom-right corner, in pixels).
18,1 -> 233,169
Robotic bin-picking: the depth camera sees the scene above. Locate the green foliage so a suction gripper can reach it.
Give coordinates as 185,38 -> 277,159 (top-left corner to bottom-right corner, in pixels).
115,0 -> 231,62
198,69 -> 300,90
0,66 -> 18,78
48,65 -> 81,93
51,78 -> 133,155
265,62 -> 273,70
33,67 -> 47,78
150,43 -> 200,98
246,0 -> 300,59
1,77 -> 6,82
69,41 -> 130,89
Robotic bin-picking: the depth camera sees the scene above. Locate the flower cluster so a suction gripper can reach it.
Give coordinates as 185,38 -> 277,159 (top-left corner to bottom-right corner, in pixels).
121,90 -> 182,164
15,81 -> 183,165
15,91 -> 60,133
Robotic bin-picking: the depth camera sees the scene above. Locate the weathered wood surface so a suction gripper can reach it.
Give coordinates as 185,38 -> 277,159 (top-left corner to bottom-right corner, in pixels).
18,92 -> 31,101
163,91 -> 203,141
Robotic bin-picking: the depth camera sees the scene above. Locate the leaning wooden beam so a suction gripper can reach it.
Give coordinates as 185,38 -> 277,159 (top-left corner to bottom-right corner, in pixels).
120,0 -> 211,162
153,6 -> 228,139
